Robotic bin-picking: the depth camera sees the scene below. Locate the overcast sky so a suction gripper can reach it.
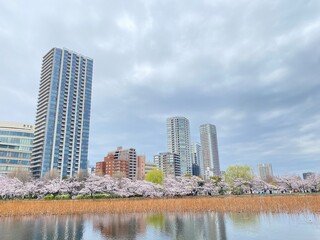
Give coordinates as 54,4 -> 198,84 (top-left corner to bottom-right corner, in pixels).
1,0 -> 319,175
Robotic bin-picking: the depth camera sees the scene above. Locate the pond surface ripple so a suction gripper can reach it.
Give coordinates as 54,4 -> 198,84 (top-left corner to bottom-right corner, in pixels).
0,212 -> 319,240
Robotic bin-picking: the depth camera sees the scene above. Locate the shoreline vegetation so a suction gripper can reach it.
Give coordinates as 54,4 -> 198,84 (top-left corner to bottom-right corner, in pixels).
0,195 -> 319,217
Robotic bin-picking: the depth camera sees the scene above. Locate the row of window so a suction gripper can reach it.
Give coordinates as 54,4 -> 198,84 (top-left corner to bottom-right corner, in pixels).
0,137 -> 33,145
0,144 -> 32,151
0,151 -> 31,159
0,166 -> 29,172
0,130 -> 34,138
0,159 -> 30,165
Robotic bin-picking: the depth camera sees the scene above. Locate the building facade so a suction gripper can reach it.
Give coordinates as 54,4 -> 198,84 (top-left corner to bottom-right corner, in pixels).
154,152 -> 181,177
95,147 -> 139,180
87,166 -> 95,176
104,153 -> 129,178
0,122 -> 34,175
191,143 -> 203,177
303,172 -> 315,180
258,163 -> 273,181
31,48 -> 93,179
95,161 -> 106,177
145,162 -> 157,175
137,155 -> 146,180
200,124 -> 220,177
166,117 -> 192,175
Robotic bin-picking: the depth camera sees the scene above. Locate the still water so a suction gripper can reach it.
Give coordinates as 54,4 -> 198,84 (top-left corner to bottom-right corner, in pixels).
0,212 -> 319,240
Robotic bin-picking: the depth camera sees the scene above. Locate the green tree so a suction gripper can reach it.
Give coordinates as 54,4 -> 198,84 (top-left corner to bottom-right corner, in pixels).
145,169 -> 164,185
224,165 -> 254,185
210,176 -> 222,186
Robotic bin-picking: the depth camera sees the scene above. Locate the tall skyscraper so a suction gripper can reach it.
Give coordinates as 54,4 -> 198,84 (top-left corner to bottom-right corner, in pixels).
191,143 -> 203,177
200,124 -> 220,177
31,48 -> 93,179
166,117 -> 192,175
0,122 -> 34,175
258,163 -> 273,181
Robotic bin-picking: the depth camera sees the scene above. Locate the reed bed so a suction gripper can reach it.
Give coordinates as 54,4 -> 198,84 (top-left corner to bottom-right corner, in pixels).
0,195 -> 319,217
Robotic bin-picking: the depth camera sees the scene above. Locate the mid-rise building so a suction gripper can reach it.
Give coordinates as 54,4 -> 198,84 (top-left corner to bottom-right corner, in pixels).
95,161 -> 107,177
166,117 -> 192,175
31,48 -> 93,179
145,162 -> 157,175
302,172 -> 315,180
137,155 -> 146,180
192,164 -> 200,177
191,143 -> 203,176
96,147 -> 140,180
204,167 -> 214,179
87,166 -> 95,176
104,152 -> 129,178
0,122 -> 34,175
154,152 -> 181,177
258,163 -> 273,181
200,124 -> 220,177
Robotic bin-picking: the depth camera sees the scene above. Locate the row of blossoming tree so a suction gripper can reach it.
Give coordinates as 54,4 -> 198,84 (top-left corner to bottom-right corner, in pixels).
0,168 -> 319,200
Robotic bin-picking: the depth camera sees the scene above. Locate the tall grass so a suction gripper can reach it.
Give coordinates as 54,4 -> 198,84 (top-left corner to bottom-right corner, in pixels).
0,195 -> 319,217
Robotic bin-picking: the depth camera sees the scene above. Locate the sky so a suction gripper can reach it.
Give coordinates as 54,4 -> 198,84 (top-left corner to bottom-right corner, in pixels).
0,0 -> 319,176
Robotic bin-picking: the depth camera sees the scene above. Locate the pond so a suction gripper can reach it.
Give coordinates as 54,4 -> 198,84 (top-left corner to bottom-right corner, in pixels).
0,212 -> 319,240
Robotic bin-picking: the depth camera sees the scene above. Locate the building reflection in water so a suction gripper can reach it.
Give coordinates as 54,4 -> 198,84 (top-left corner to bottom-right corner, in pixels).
91,212 -> 227,240
92,214 -> 147,240
0,215 -> 84,240
163,212 -> 227,240
0,211 -> 318,240
0,212 -> 227,240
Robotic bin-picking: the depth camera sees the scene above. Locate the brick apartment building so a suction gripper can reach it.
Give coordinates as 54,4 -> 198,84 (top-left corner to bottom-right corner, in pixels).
96,147 -> 145,180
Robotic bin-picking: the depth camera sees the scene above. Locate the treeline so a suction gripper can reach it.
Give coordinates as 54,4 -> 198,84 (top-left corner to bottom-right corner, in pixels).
0,169 -> 319,200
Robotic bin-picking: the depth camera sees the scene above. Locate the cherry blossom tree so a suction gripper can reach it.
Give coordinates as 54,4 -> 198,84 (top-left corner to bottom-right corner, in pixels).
275,175 -> 302,192
163,176 -> 202,196
78,175 -> 107,197
302,174 -> 320,192
0,171 -> 319,200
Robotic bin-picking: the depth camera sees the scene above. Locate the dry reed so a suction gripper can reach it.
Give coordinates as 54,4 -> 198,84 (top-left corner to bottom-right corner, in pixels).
0,195 -> 319,217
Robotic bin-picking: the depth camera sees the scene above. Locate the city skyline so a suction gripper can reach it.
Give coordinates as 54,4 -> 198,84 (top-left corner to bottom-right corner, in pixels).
0,1 -> 319,175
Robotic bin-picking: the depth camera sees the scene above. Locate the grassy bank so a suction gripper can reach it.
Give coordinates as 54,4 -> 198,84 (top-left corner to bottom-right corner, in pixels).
0,195 -> 319,217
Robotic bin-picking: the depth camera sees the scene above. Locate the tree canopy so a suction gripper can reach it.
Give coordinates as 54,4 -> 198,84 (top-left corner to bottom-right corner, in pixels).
0,172 -> 319,200
145,169 -> 164,185
7,168 -> 32,183
224,165 -> 254,185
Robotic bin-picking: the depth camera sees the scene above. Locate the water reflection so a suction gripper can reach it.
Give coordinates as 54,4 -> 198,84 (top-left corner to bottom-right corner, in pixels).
0,215 -> 84,240
92,214 -> 147,239
146,214 -> 165,229
228,212 -> 260,229
163,212 -> 226,240
0,212 -> 319,240
89,212 -> 227,240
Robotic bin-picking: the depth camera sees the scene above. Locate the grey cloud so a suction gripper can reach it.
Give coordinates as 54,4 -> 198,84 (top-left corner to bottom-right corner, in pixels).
0,0 -> 319,174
